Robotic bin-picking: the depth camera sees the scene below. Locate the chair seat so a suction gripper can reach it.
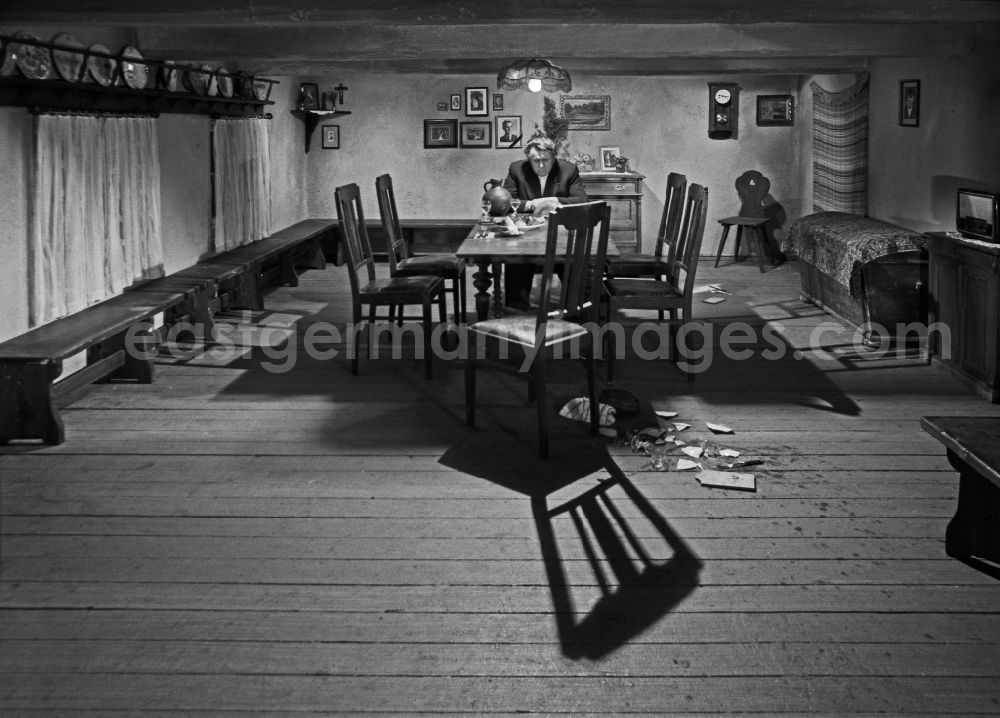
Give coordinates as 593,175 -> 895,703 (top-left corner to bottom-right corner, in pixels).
396,254 -> 466,277
606,254 -> 672,277
360,275 -> 443,299
607,277 -> 683,299
469,315 -> 588,348
718,216 -> 768,226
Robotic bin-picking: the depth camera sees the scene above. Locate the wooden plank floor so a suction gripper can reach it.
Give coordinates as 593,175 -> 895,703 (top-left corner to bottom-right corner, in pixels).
3,257 -> 1000,715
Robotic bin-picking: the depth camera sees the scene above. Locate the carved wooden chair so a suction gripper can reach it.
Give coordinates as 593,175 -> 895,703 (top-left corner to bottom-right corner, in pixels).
606,172 -> 687,283
465,201 -> 611,458
376,173 -> 467,324
335,182 -> 447,379
714,169 -> 773,272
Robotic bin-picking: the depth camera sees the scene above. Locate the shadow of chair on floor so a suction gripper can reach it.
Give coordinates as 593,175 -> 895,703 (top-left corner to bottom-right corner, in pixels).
438,437 -> 702,659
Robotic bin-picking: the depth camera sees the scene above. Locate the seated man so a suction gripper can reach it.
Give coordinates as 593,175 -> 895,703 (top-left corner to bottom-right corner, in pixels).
501,136 -> 589,309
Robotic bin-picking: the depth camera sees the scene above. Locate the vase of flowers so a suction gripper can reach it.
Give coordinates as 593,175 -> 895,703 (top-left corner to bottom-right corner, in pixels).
613,154 -> 630,172
572,152 -> 595,172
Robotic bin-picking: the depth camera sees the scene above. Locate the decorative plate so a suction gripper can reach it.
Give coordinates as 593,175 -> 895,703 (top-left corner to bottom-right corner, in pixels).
87,43 -> 116,86
13,31 -> 52,81
201,65 -> 219,97
52,32 -> 85,82
159,60 -> 180,92
120,46 -> 148,89
216,68 -> 233,98
182,66 -> 208,95
0,36 -> 16,76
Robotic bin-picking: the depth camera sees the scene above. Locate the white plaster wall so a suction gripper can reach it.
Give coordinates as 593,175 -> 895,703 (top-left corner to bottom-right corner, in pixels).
867,54 -> 1000,232
302,72 -> 802,256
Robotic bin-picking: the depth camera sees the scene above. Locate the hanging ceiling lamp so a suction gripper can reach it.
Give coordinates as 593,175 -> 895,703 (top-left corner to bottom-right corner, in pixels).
496,58 -> 572,93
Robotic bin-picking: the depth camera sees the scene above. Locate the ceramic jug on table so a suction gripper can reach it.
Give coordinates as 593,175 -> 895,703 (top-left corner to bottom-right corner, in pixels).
482,178 -> 512,216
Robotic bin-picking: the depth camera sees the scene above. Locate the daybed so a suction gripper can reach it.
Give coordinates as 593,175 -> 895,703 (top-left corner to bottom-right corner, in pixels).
788,211 -> 928,346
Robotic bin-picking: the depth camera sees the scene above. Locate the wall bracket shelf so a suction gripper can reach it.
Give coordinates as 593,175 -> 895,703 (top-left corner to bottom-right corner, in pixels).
292,109 -> 351,152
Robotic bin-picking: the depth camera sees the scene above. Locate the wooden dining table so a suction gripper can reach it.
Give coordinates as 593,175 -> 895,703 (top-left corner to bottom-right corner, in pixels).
456,218 -> 619,321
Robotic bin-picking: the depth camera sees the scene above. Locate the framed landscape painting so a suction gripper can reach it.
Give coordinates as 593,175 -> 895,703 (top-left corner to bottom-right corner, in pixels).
460,121 -> 491,148
559,95 -> 610,131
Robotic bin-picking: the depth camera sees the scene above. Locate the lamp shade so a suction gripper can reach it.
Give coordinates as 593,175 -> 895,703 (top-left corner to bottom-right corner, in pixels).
497,58 -> 572,93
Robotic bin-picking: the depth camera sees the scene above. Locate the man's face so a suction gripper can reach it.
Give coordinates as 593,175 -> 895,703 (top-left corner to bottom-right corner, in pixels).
527,148 -> 555,177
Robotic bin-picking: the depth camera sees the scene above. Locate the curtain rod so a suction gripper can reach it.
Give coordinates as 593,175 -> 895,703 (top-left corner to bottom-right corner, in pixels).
211,113 -> 274,121
30,107 -> 160,119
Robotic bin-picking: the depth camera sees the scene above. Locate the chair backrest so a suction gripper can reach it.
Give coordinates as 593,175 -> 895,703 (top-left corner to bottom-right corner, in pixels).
536,200 -> 611,330
673,184 -> 709,305
735,170 -> 769,219
374,173 -> 409,273
334,182 -> 376,299
653,172 -> 687,261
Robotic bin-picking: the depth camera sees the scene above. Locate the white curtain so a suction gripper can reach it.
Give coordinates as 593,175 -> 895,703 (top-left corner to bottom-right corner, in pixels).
30,114 -> 164,326
212,118 -> 271,252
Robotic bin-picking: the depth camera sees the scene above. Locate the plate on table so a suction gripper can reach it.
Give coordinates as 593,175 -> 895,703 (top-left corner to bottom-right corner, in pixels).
52,32 -> 85,82
12,31 -> 52,80
87,43 -> 116,86
496,217 -> 547,237
120,45 -> 148,89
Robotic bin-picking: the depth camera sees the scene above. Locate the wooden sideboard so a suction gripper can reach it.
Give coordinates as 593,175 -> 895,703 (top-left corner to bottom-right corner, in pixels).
579,171 -> 645,254
925,231 -> 1000,403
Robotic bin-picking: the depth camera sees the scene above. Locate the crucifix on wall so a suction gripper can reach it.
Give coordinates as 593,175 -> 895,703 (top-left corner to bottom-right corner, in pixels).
334,84 -> 348,105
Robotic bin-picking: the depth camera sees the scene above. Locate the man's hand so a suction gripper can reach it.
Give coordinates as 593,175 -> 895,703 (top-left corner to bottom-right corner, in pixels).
529,197 -> 562,216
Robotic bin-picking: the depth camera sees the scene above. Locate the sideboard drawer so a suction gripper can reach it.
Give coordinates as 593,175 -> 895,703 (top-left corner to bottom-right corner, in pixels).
584,180 -> 641,196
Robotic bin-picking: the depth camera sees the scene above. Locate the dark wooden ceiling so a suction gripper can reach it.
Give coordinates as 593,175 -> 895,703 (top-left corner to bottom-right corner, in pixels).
3,1 -> 999,76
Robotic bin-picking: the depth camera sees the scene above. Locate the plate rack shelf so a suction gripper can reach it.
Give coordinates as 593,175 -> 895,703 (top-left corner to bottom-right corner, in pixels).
0,34 -> 276,118
291,109 -> 352,152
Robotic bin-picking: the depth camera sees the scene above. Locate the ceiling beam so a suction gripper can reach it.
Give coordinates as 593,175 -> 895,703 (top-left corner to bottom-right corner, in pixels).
3,0 -> 1000,26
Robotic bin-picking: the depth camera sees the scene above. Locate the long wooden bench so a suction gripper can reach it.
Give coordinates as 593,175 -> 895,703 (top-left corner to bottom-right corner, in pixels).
0,290 -> 187,445
0,219 -> 336,445
921,416 -> 1000,576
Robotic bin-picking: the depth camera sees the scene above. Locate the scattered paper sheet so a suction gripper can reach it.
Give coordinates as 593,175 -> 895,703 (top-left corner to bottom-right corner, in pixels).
673,422 -> 691,432
706,422 -> 734,434
703,296 -> 727,304
708,284 -> 732,295
696,469 -> 756,491
654,410 -> 678,419
719,448 -> 741,457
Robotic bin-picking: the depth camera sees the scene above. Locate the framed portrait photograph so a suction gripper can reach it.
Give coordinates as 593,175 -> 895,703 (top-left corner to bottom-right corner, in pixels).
756,94 -> 794,126
450,93 -> 461,111
321,124 -> 340,150
492,93 -> 504,111
460,121 -> 492,149
495,115 -> 523,148
298,82 -> 320,110
436,102 -> 448,111
899,79 -> 920,127
599,146 -> 621,172
465,86 -> 488,116
424,119 -> 458,148
560,95 -> 611,131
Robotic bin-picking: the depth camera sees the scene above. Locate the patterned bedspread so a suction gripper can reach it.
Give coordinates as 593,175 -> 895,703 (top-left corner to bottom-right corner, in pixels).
789,211 -> 925,290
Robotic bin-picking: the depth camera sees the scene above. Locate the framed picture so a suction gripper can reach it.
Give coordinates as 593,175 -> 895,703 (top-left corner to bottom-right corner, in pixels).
599,146 -> 621,172
495,115 -> 523,148
465,87 -> 488,116
460,121 -> 492,148
321,124 -> 340,150
899,79 -> 920,127
560,94 -> 611,131
450,93 -> 461,111
492,93 -> 504,111
424,119 -> 458,148
298,82 -> 320,110
436,102 -> 448,111
756,94 -> 794,126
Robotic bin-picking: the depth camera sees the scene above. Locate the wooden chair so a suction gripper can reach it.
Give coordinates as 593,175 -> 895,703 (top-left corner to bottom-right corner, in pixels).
465,201 -> 611,458
714,169 -> 772,272
605,172 -> 687,283
334,182 -> 447,379
602,184 -> 709,383
376,173 -> 468,324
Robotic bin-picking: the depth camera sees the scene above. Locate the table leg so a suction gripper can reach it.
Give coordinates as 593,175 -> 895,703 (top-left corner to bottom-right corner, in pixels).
491,262 -> 505,318
471,260 -> 494,322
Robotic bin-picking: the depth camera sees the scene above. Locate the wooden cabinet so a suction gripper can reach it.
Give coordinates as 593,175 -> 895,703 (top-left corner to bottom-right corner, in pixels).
579,171 -> 644,254
925,231 -> 1000,402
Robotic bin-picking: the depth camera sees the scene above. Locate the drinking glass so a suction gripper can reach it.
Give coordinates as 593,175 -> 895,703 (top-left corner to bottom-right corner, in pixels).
510,197 -> 522,214
480,199 -> 491,223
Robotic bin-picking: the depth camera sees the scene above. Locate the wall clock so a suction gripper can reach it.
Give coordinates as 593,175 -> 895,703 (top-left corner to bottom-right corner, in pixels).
708,82 -> 740,139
